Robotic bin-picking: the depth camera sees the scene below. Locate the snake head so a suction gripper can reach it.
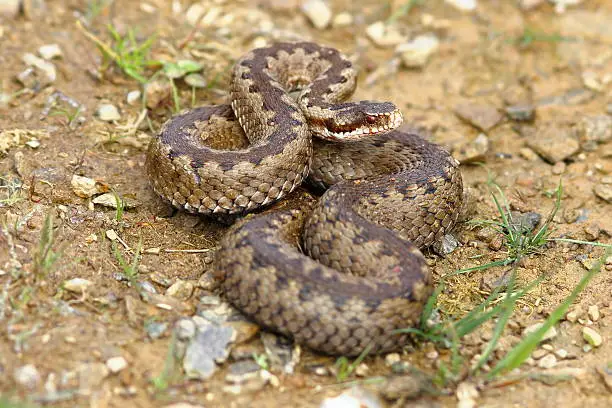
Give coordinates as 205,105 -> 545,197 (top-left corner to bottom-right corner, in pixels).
312,101 -> 403,141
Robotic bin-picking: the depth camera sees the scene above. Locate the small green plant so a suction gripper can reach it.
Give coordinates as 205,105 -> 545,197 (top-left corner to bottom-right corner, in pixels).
112,239 -> 142,283
111,189 -> 125,222
33,212 -> 62,278
150,332 -> 182,392
77,21 -> 159,83
0,176 -> 24,206
48,105 -> 83,128
510,27 -> 573,48
252,352 -> 269,371
334,344 -> 372,382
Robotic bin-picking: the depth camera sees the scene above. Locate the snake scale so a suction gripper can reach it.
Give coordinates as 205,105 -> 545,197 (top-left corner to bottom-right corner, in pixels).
146,42 -> 464,356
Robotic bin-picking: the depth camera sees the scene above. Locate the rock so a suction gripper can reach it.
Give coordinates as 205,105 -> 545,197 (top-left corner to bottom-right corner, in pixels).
183,322 -> 236,380
332,12 -> 353,27
23,52 -> 56,84
106,356 -> 128,374
445,0 -> 477,11
226,360 -> 261,383
526,125 -> 580,163
166,279 -> 194,300
63,278 -> 93,294
594,184 -> 612,203
92,193 -> 140,209
576,115 -> 612,150
566,311 -> 578,322
378,374 -> 426,401
453,133 -> 489,163
96,103 -> 121,122
523,323 -> 557,341
38,44 -> 62,60
301,0 -> 332,29
509,211 -> 541,234
76,362 -> 109,394
145,321 -> 168,339
366,21 -> 407,47
554,349 -> 569,359
71,175 -> 104,198
456,382 -> 479,408
176,319 -> 197,341
532,349 -> 548,359
227,320 -> 260,344
145,80 -> 172,109
537,354 -> 557,369
582,327 -> 602,347
320,386 -> 384,408
588,305 -> 600,322
14,364 -> 41,390
505,104 -> 535,122
396,34 -> 439,68
438,234 -> 459,254
126,90 -> 141,105
552,161 -> 566,175
520,147 -> 539,161
385,353 -> 401,367
0,0 -> 21,17
261,332 -> 298,374
582,71 -> 603,92
454,104 -> 502,132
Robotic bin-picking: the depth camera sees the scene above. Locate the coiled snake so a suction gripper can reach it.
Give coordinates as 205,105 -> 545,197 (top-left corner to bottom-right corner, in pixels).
146,42 -> 463,356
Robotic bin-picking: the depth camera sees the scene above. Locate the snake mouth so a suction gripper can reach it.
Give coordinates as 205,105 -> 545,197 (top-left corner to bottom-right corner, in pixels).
320,109 -> 403,141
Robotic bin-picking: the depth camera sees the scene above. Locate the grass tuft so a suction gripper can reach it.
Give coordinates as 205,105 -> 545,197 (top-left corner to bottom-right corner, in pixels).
33,212 -> 61,278
111,239 -> 142,284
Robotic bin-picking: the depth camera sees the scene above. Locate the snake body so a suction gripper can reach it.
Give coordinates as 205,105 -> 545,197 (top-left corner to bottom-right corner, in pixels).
146,42 -> 463,355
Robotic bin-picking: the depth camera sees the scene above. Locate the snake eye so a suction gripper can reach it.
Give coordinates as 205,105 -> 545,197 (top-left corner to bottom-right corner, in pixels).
366,115 -> 377,124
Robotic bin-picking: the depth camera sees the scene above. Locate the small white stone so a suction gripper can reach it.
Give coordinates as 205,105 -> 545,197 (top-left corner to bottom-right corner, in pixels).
384,353 -> 401,366
537,354 -> 557,369
332,12 -> 353,27
554,349 -> 568,359
445,0 -> 477,11
587,305 -> 600,322
523,323 -> 557,341
126,90 -> 141,106
38,44 -> 63,60
96,103 -> 121,122
14,364 -> 41,390
566,311 -> 578,322
166,279 -> 195,300
106,356 -> 128,373
71,175 -> 99,198
64,278 -> 94,294
366,21 -> 408,47
582,327 -> 603,347
25,139 -> 41,148
23,52 -> 56,83
396,34 -> 440,68
301,0 -> 332,30
354,363 -> 369,377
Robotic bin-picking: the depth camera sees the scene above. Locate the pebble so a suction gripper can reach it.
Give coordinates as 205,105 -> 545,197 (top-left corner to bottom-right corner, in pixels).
355,363 -> 369,377
537,354 -> 557,369
378,374 -> 425,400
126,90 -> 141,106
520,147 -> 539,161
183,322 -> 236,380
456,382 -> 479,408
63,278 -> 93,294
582,327 -> 602,347
92,193 -> 140,209
366,21 -> 407,47
576,115 -> 612,150
523,323 -> 558,341
320,386 -> 383,408
145,80 -> 172,109
38,44 -> 62,60
145,321 -> 168,339
225,360 -> 261,383
445,0 -> 477,11
505,104 -> 535,122
166,279 -> 194,300
71,175 -> 103,198
0,0 -> 20,17
454,104 -> 502,132
385,353 -> 401,367
554,349 -> 569,359
509,211 -> 541,234
552,161 -> 566,175
594,184 -> 612,203
581,71 -> 603,92
532,349 -> 548,359
332,12 -> 353,27
438,233 -> 459,254
23,52 -> 56,85
566,311 -> 578,322
96,103 -> 121,122
587,305 -> 600,322
14,364 -> 41,390
453,133 -> 489,163
176,319 -> 197,341
301,0 -> 332,30
227,320 -> 260,345
396,34 -> 439,68
106,356 -> 128,373
526,125 -> 580,163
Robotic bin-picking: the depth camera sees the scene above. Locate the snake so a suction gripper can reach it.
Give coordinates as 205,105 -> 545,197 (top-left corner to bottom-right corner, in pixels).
146,42 -> 464,356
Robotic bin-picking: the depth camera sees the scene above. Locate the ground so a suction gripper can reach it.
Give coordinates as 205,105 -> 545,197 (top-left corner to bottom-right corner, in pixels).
0,0 -> 611,407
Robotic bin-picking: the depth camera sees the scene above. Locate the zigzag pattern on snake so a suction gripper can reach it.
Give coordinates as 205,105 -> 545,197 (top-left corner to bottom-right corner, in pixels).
145,42 -> 464,355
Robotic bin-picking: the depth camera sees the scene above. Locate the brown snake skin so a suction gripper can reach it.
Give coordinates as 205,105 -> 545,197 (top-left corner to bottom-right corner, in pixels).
146,42 -> 464,356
